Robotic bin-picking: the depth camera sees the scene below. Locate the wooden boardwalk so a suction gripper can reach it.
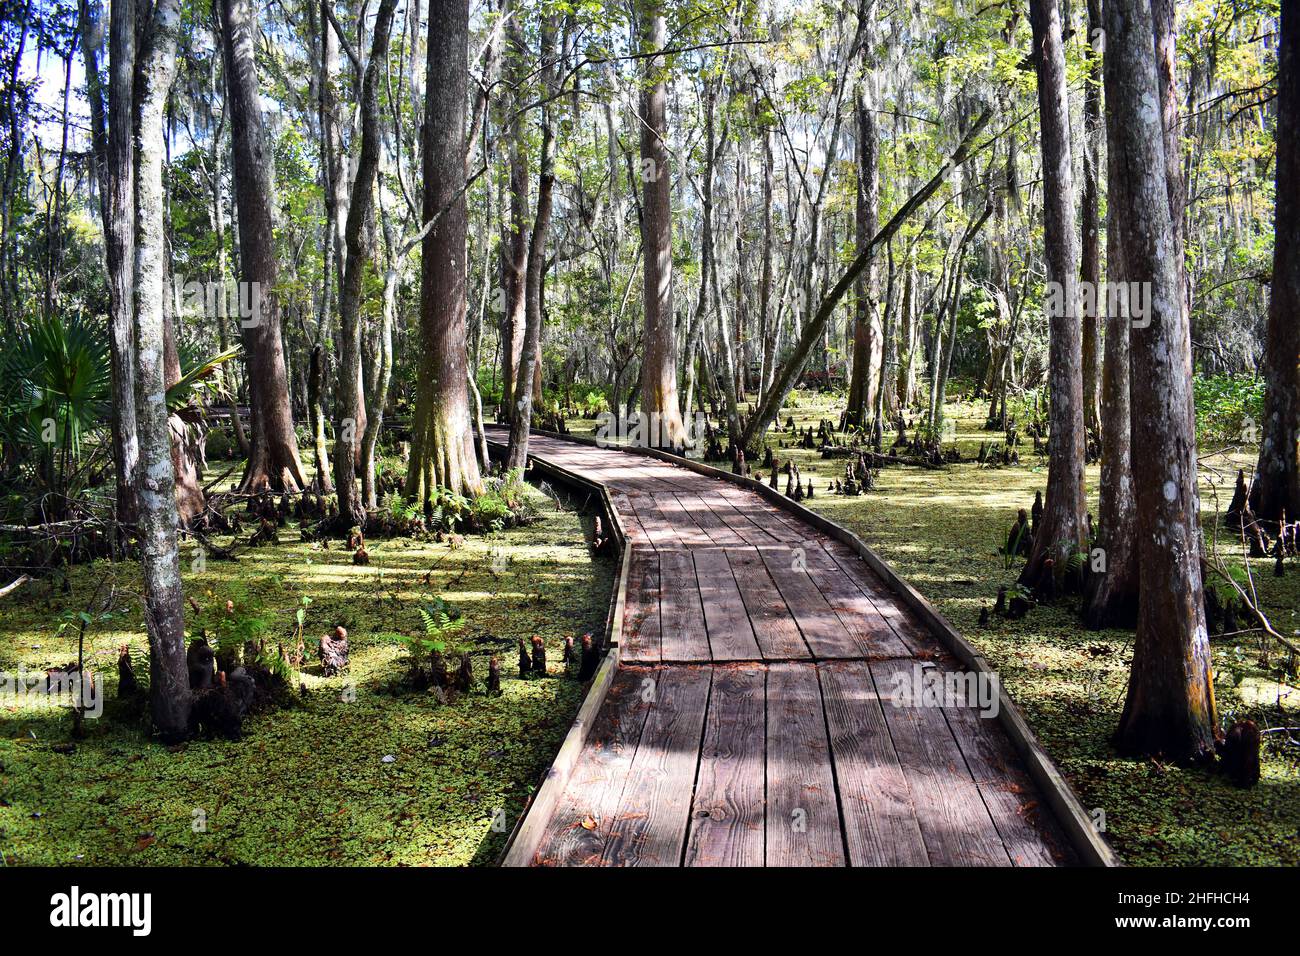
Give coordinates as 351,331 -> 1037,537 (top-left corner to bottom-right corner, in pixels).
493,430 -> 1080,867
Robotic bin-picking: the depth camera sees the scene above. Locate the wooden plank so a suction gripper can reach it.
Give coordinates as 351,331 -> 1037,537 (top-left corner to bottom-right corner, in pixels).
674,492 -> 747,547
765,663 -> 845,866
694,490 -> 782,546
684,664 -> 767,867
651,492 -> 713,547
820,541 -> 935,654
656,549 -> 712,661
532,666 -> 656,866
691,548 -> 763,661
713,483 -> 811,540
796,545 -> 914,659
620,546 -> 662,662
502,645 -> 622,865
625,494 -> 679,549
818,661 -> 930,866
726,547 -> 811,660
869,659 -> 1012,866
941,698 -> 1075,866
758,546 -> 863,659
609,492 -> 655,549
600,666 -> 712,866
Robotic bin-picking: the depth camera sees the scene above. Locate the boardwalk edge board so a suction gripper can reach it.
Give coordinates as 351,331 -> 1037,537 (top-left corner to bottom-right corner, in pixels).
510,426 -> 1120,868
485,436 -> 632,867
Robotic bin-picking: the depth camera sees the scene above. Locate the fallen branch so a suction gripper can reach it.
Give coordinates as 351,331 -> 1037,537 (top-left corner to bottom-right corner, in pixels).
0,574 -> 31,599
192,530 -> 241,562
741,106 -> 994,449
201,463 -> 239,495
1205,558 -> 1300,657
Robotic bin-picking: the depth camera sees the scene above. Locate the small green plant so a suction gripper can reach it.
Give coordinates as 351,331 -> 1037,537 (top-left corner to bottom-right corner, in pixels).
432,488 -> 471,531
1065,548 -> 1089,574
200,590 -> 280,675
384,492 -> 421,524
382,595 -> 471,690
416,595 -> 466,650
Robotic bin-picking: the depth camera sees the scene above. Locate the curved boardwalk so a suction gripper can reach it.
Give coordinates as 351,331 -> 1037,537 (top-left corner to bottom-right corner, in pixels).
496,429 -> 1078,867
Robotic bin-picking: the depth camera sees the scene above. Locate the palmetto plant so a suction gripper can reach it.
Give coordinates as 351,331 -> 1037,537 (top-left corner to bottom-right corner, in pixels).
167,344 -> 241,413
0,312 -> 111,496
0,312 -> 240,508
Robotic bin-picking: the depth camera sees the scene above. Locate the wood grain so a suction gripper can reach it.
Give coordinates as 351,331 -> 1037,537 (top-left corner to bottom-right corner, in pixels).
684,664 -> 767,866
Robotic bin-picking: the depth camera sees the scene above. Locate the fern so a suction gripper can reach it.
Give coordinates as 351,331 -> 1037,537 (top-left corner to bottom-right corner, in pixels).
415,595 -> 465,652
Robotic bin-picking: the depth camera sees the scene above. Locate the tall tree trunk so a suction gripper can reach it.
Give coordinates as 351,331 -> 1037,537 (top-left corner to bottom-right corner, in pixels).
1080,0 -> 1103,437
104,0 -> 139,528
1152,0 -> 1189,326
320,0 -> 348,316
499,1 -> 530,423
206,82 -> 251,461
635,0 -> 687,449
1083,136 -> 1139,629
1020,0 -> 1087,593
332,0 -> 398,527
308,345 -> 333,492
405,0 -> 484,504
363,240 -> 397,509
1250,0 -> 1300,521
758,128 -> 775,393
507,14 -> 559,469
129,0 -> 191,742
896,249 -> 916,409
219,0 -> 308,494
873,240 -> 898,445
699,77 -> 743,447
1108,0 -> 1216,762
846,85 -> 880,429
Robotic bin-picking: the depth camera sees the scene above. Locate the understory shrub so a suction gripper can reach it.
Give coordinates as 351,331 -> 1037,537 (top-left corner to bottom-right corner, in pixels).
1193,373 -> 1266,448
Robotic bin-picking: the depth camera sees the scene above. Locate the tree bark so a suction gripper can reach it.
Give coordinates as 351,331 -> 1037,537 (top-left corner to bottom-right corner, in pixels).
758,128 -> 776,393
1108,0 -> 1216,762
1083,120 -> 1140,629
104,0 -> 139,528
219,0 -> 308,494
846,85 -> 881,429
498,0 -> 530,423
1020,0 -> 1087,592
506,13 -> 559,470
405,0 -> 484,504
308,345 -> 333,492
1080,0 -> 1104,436
1250,0 -> 1300,521
635,0 -> 687,449
130,0 -> 191,742
331,0 -> 398,528
896,250 -> 916,409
